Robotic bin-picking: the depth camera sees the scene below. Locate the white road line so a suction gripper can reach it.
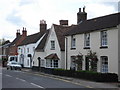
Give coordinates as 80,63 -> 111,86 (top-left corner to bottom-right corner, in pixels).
30,83 -> 44,88
5,74 -> 12,77
16,78 -> 26,82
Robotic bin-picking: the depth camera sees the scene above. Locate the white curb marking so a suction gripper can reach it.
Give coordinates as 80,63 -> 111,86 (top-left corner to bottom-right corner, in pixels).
5,74 -> 12,77
30,83 -> 44,88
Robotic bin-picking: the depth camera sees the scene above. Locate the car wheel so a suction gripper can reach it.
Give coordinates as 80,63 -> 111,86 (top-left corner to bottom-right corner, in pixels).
19,68 -> 21,70
7,67 -> 9,70
10,67 -> 13,70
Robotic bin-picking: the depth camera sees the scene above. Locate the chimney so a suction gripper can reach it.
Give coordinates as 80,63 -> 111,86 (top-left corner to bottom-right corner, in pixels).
40,20 -> 47,34
59,20 -> 68,26
77,7 -> 87,24
22,27 -> 27,37
16,29 -> 20,37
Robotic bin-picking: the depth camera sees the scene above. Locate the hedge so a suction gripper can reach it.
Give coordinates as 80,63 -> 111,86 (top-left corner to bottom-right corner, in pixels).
32,66 -> 118,82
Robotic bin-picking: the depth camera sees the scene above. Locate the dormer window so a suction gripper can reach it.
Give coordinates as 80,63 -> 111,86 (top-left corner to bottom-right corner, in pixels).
71,35 -> 76,49
84,33 -> 90,48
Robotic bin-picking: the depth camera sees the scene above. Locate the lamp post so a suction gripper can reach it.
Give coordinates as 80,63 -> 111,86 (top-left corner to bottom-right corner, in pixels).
37,57 -> 41,71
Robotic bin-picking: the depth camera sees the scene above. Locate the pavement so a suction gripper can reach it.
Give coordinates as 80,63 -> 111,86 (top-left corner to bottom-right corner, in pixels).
21,68 -> 120,89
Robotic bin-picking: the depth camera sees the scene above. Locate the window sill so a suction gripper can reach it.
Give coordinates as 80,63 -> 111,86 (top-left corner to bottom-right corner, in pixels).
100,46 -> 108,49
71,48 -> 76,50
83,47 -> 90,49
50,49 -> 55,50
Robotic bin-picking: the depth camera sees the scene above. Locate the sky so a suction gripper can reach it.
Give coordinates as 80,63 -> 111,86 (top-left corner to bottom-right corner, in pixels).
0,0 -> 119,42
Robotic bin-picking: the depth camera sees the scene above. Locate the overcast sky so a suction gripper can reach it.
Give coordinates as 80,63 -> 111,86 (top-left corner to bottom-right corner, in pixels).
0,0 -> 119,41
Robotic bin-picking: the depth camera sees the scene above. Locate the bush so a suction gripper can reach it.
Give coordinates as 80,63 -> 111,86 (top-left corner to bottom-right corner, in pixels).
52,69 -> 118,82
32,67 -> 118,82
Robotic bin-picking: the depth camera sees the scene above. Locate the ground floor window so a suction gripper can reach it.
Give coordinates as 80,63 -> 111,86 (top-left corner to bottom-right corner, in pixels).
101,56 -> 108,73
70,57 -> 76,70
46,59 -> 58,68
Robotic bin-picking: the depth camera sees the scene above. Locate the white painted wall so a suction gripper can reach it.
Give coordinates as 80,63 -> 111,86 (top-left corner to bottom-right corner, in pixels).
33,25 -> 65,69
18,34 -> 46,68
65,27 -> 119,75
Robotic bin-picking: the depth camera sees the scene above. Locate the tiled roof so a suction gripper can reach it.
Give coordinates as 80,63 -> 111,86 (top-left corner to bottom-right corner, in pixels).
54,24 -> 76,51
35,30 -> 49,51
10,35 -> 22,46
45,53 -> 60,60
65,12 -> 120,36
19,32 -> 44,46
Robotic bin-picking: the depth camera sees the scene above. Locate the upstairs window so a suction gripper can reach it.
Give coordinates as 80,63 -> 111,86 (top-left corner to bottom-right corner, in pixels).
71,35 -> 76,49
51,40 -> 55,50
27,48 -> 29,53
84,33 -> 90,48
101,31 -> 108,47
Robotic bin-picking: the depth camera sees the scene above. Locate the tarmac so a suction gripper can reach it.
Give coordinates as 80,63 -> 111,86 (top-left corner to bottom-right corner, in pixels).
21,68 -> 120,89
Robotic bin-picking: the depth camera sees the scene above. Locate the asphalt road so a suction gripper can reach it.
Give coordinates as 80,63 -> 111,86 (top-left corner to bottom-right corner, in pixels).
2,68 -> 94,89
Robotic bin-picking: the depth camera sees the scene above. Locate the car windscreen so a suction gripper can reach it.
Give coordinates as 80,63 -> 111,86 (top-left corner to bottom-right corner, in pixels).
11,62 -> 20,65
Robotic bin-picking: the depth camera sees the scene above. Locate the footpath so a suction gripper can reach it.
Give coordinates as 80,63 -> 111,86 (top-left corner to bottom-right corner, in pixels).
22,68 -> 120,89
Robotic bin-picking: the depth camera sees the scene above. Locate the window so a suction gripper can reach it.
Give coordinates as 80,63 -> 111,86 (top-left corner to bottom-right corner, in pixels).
84,33 -> 90,48
101,31 -> 108,47
24,48 -> 25,53
101,56 -> 108,73
71,35 -> 76,49
27,48 -> 29,53
53,60 -> 58,68
46,59 -> 58,68
21,49 -> 23,53
51,41 -> 55,50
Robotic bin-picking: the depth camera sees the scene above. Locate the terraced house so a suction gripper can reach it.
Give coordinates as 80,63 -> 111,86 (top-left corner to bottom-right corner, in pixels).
65,8 -> 120,81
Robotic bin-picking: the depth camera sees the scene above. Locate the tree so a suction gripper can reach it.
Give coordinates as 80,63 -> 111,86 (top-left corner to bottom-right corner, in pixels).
86,50 -> 98,72
73,52 -> 83,70
0,38 -> 6,45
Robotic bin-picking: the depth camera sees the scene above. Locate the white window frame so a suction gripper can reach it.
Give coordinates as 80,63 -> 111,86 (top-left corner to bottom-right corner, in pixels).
53,60 -> 58,68
51,40 -> 55,50
101,31 -> 108,47
101,56 -> 108,73
84,33 -> 90,47
71,35 -> 76,49
46,59 -> 58,68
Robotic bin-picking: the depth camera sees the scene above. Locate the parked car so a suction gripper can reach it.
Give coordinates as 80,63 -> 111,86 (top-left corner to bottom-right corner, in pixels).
7,61 -> 22,70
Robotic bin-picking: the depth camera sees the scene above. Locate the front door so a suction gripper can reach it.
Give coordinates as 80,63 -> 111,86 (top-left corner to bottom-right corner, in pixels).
85,57 -> 89,71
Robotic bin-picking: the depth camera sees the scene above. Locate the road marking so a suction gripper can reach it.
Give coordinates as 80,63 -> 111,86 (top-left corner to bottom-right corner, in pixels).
5,74 -> 12,77
24,72 -> 94,88
30,83 -> 44,88
16,78 -> 26,82
0,73 -> 2,75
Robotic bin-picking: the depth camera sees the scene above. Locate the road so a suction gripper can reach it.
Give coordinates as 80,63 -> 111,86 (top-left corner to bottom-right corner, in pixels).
1,67 -> 94,89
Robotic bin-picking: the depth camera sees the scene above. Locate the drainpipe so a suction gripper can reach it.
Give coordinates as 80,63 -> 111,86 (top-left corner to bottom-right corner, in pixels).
65,37 -> 68,70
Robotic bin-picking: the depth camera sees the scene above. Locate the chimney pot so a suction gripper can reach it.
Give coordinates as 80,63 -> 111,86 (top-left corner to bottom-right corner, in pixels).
83,6 -> 85,12
16,29 -> 20,37
79,8 -> 81,12
22,27 -> 27,37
